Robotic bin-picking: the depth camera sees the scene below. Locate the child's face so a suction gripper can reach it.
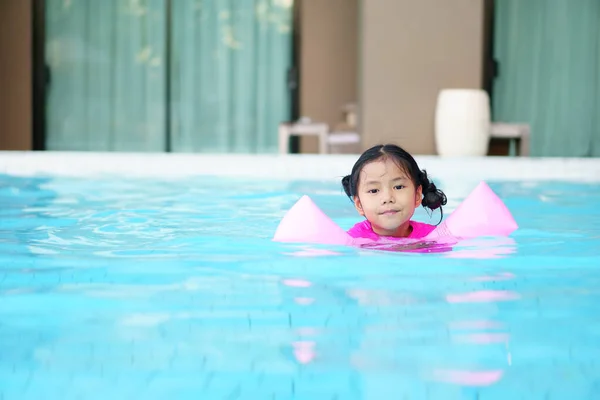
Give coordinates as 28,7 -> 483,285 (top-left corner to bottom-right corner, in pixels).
353,157 -> 422,237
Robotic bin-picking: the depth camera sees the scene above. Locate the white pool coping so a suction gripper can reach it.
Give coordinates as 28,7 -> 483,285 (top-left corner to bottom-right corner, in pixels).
1,151 -> 600,183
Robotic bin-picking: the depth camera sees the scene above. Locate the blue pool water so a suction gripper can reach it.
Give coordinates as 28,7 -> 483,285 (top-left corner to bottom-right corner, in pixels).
1,173 -> 600,399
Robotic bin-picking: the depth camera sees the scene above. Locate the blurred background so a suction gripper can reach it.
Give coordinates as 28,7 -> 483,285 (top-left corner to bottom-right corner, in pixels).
1,0 -> 599,157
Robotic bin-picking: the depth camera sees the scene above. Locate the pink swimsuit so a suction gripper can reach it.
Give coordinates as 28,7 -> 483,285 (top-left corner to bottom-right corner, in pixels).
347,220 -> 436,241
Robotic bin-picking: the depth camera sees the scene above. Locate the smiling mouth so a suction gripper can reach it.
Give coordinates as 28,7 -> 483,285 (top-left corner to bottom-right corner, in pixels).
380,210 -> 400,215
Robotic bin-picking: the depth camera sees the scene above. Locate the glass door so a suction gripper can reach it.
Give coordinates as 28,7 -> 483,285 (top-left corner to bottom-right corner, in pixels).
44,0 -> 167,151
169,0 -> 293,153
42,0 -> 293,153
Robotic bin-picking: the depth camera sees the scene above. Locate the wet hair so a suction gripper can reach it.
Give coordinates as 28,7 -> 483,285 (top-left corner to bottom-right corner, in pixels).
341,144 -> 447,222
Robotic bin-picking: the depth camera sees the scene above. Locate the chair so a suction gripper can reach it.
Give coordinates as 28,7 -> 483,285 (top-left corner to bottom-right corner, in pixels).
490,123 -> 530,156
278,120 -> 360,154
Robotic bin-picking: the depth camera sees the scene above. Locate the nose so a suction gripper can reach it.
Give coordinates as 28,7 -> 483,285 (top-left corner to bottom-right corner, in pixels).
380,188 -> 395,205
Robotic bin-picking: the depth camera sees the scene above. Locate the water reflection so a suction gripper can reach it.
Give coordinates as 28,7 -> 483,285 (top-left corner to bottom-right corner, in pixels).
430,369 -> 504,386
446,290 -> 520,303
282,235 -> 518,260
278,262 -> 519,395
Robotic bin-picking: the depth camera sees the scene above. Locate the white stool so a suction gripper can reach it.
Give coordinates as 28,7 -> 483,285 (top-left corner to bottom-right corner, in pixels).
278,121 -> 329,154
490,123 -> 530,156
327,131 -> 361,154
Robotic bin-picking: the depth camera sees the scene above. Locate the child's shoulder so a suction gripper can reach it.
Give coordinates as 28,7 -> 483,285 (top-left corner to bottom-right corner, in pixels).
409,220 -> 436,239
347,220 -> 379,240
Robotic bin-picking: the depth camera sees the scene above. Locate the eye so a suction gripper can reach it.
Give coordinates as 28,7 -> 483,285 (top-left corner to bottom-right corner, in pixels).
367,189 -> 379,194
394,185 -> 405,190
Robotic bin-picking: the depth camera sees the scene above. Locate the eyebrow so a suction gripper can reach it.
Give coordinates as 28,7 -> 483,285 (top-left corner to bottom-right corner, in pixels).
364,177 -> 408,185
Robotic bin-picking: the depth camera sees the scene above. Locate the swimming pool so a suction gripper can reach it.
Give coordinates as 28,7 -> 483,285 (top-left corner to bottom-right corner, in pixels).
1,153 -> 600,399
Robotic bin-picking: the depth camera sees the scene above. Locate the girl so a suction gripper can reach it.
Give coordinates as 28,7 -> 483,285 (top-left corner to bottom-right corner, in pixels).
341,144 -> 447,240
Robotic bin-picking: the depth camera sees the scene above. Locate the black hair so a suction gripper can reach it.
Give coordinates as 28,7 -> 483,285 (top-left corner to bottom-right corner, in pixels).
341,144 -> 447,222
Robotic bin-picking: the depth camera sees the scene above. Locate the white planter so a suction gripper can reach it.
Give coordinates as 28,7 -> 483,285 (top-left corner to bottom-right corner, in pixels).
435,89 -> 491,156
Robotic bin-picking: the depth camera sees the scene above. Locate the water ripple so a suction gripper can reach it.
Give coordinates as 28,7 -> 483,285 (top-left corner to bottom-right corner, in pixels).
1,174 -> 600,398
